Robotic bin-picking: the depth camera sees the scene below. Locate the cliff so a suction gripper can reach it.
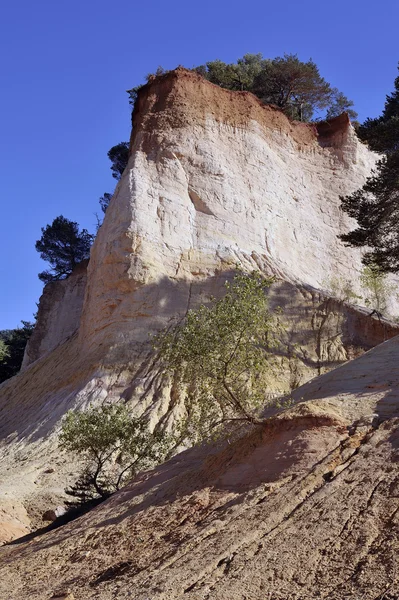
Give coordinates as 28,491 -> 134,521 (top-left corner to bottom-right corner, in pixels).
22,260 -> 88,369
1,68 -> 398,543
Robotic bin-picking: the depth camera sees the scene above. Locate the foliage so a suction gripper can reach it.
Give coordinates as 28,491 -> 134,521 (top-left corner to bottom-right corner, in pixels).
360,263 -> 394,314
0,321 -> 35,384
59,403 -> 172,501
194,53 -> 354,122
326,90 -> 358,120
107,142 -> 129,181
0,340 -> 9,362
99,192 -> 112,214
35,215 -> 93,283
252,54 -> 332,121
154,271 -> 280,444
340,63 -> 399,272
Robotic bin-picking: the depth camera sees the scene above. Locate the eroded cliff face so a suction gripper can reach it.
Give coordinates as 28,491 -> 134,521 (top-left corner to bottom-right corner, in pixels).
22,260 -> 88,369
1,68 -> 398,542
2,334 -> 399,599
80,69 -> 381,354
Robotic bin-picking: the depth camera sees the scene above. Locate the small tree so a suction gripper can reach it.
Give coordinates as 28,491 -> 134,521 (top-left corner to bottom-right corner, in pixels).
360,264 -> 393,314
326,90 -> 358,120
0,321 -> 35,384
107,142 -> 129,181
154,271 -> 279,444
35,216 -> 93,283
99,192 -> 112,214
59,403 -> 172,502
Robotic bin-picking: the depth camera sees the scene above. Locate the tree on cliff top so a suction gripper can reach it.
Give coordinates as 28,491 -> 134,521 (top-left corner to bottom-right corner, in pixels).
339,63 -> 399,272
35,216 -> 93,283
194,53 -> 357,122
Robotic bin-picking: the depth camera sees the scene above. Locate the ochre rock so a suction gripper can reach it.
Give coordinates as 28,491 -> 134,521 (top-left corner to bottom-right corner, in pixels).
1,69 -> 399,550
1,335 -> 399,598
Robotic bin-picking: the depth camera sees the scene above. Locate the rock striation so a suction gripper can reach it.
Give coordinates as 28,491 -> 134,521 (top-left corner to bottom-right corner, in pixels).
2,334 -> 399,599
1,68 -> 398,543
22,260 -> 88,369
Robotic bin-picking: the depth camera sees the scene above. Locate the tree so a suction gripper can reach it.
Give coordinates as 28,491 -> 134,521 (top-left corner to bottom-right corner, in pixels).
194,55 -> 263,92
0,321 -> 35,383
99,192 -> 112,214
360,264 -> 393,314
59,403 -> 172,502
326,90 -> 358,120
154,271 -> 280,444
35,216 -> 94,283
107,142 -> 129,181
252,54 -> 333,121
193,54 -> 354,122
339,63 -> 399,273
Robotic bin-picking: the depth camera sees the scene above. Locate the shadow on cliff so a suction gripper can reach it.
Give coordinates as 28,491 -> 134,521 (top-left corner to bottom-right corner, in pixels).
9,332 -> 399,557
1,271 -> 396,446
7,412 -> 322,555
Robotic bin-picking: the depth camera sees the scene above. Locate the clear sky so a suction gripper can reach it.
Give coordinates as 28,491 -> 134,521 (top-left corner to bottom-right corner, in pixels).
1,0 -> 398,329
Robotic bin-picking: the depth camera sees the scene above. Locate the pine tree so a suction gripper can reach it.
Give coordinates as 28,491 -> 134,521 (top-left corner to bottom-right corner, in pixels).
35,216 -> 93,283
340,63 -> 399,272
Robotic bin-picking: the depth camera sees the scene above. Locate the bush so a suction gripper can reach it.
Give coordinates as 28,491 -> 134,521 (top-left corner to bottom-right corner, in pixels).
153,270 -> 281,444
59,403 -> 172,502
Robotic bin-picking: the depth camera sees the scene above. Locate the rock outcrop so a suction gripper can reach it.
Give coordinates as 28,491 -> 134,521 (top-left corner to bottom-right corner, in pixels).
2,334 -> 399,599
1,68 -> 398,542
22,260 -> 88,369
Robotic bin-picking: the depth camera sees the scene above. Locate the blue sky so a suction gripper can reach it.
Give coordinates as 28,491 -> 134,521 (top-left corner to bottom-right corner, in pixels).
1,0 -> 398,329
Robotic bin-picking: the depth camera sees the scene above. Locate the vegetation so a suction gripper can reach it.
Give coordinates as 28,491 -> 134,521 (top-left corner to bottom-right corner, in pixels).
126,55 -> 356,123
153,270 -> 280,444
35,215 -> 93,283
360,264 -> 394,314
60,403 -> 172,503
193,53 -> 356,122
97,143 -> 129,217
340,63 -> 399,273
107,142 -> 129,181
0,321 -> 35,384
99,192 -> 113,215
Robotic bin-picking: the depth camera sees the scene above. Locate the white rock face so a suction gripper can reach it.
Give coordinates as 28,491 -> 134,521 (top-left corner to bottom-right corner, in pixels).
80,70 -> 379,352
22,260 -> 87,368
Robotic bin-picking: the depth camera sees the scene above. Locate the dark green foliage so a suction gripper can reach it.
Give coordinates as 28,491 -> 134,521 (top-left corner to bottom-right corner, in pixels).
340,152 -> 399,272
59,403 -> 172,501
340,63 -> 399,272
154,271 -> 280,444
194,53 -> 354,122
128,55 -> 354,123
35,215 -> 93,283
99,192 -> 112,214
326,90 -> 358,120
127,84 -> 143,108
107,142 -> 129,181
0,321 -> 35,383
252,54 -> 332,121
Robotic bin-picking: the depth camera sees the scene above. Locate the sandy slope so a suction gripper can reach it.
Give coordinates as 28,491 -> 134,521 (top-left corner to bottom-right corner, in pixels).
1,335 -> 399,599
